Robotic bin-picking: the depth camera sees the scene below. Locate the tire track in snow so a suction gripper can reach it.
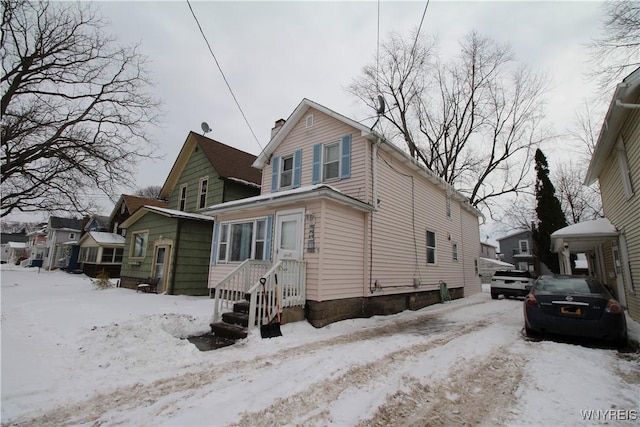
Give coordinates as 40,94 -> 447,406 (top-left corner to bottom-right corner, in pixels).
228,321 -> 493,427
3,299 -> 499,427
359,347 -> 526,427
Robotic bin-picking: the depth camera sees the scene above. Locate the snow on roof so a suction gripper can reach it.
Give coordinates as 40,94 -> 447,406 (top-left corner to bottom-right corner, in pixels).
7,242 -> 27,249
551,218 -> 617,238
88,232 -> 126,245
478,257 -> 514,268
225,177 -> 261,188
144,206 -> 214,222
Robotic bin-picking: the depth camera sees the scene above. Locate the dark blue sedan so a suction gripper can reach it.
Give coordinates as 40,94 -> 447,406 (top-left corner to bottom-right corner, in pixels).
523,275 -> 627,344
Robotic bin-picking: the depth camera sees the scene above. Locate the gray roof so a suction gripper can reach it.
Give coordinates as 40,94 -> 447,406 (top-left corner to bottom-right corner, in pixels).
49,217 -> 83,231
1,233 -> 28,244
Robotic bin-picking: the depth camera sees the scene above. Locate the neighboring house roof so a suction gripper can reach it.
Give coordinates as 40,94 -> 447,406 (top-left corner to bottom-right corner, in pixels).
495,229 -> 531,242
120,205 -> 214,229
585,67 -> 640,185
84,215 -> 110,231
79,231 -> 126,246
1,233 -> 28,244
49,217 -> 83,231
253,98 -> 482,218
160,131 -> 261,199
204,184 -> 375,216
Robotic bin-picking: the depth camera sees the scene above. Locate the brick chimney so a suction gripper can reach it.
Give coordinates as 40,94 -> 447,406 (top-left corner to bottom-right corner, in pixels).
271,119 -> 286,138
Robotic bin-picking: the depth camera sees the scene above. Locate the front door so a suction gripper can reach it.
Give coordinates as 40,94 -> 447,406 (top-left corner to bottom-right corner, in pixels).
275,210 -> 303,262
153,245 -> 170,293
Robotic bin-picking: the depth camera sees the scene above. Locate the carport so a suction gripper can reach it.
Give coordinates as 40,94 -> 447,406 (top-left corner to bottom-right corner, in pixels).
550,218 -> 627,305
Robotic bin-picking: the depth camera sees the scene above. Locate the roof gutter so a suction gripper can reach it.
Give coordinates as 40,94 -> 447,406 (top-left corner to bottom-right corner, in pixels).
585,67 -> 640,185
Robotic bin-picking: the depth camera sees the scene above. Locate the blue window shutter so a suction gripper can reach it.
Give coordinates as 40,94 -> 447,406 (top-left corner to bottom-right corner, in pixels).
271,156 -> 280,192
293,149 -> 302,188
312,144 -> 321,184
341,134 -> 352,179
210,221 -> 220,265
265,215 -> 273,261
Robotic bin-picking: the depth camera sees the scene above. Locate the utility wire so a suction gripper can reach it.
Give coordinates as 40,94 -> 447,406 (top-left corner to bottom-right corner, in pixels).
186,0 -> 263,150
409,0 -> 430,57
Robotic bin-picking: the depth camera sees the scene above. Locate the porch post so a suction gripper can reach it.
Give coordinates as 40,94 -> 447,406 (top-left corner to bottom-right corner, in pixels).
561,244 -> 572,275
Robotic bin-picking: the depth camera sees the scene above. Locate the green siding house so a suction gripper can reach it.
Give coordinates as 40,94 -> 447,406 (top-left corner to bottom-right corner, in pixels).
119,132 -> 261,295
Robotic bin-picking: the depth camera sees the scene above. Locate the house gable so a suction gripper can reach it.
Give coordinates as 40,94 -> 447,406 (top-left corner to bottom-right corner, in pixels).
261,105 -> 372,204
160,132 -> 261,211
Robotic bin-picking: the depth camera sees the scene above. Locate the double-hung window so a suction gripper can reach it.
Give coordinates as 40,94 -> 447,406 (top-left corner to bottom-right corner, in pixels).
426,230 -> 436,265
271,150 -> 302,192
519,240 -> 530,255
217,219 -> 267,263
131,231 -> 148,258
323,142 -> 340,181
280,155 -> 294,189
452,242 -> 458,262
101,247 -> 124,263
179,185 -> 187,211
198,177 -> 208,209
312,134 -> 352,184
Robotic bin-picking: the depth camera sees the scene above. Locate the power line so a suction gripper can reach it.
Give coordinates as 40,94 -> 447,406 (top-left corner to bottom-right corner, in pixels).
410,0 -> 430,57
186,0 -> 263,150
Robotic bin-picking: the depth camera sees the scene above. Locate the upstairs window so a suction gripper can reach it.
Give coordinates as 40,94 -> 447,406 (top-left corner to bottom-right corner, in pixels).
519,240 -> 530,255
452,242 -> 458,262
280,155 -> 294,188
198,177 -> 208,209
323,142 -> 340,181
446,193 -> 452,219
179,185 -> 187,211
312,134 -> 351,184
271,150 -> 302,192
426,230 -> 436,265
617,137 -> 635,199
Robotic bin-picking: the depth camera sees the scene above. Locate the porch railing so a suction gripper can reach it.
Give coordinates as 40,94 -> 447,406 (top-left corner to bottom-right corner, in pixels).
211,258 -> 306,332
211,259 -> 271,323
247,259 -> 306,331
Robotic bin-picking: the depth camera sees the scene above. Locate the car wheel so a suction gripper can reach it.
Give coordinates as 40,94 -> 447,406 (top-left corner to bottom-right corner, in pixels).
491,291 -> 498,300
524,324 -> 538,338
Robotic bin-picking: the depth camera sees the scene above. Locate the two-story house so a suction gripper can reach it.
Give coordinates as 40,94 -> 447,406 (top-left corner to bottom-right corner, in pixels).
205,99 -> 483,331
43,217 -> 83,270
496,229 -> 536,273
552,67 -> 639,322
118,131 -> 261,296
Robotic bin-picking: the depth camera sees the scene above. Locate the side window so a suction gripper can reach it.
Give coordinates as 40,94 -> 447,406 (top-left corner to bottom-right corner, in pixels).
131,231 -> 148,258
179,185 -> 187,211
217,219 -> 268,263
452,242 -> 458,262
198,177 -> 208,209
272,150 -> 302,192
519,240 -> 529,255
426,230 -> 436,265
617,137 -> 635,199
323,142 -> 340,181
446,193 -> 452,219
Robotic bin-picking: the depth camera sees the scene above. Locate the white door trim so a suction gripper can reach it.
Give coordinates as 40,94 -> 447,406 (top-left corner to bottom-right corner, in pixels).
275,208 -> 305,262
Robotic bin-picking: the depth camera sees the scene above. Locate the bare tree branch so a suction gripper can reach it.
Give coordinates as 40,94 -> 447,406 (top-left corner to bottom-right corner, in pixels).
1,0 -> 163,218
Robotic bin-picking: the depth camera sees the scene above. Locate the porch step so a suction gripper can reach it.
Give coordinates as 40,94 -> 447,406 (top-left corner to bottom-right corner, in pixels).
234,300 -> 250,314
210,322 -> 248,340
222,311 -> 249,328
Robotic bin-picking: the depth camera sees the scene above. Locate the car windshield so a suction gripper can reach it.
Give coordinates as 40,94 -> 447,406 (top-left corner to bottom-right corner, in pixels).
535,277 -> 603,294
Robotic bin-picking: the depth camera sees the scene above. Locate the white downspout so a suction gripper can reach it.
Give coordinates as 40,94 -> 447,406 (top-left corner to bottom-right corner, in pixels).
372,138 -> 380,210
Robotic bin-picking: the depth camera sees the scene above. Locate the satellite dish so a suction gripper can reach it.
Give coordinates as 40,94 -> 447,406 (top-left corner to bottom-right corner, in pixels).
201,122 -> 211,135
376,95 -> 386,115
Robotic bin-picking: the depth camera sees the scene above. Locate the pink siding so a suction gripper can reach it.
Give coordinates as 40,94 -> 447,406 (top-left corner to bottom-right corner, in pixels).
262,108 -> 371,204
315,200 -> 367,301
369,148 -> 480,293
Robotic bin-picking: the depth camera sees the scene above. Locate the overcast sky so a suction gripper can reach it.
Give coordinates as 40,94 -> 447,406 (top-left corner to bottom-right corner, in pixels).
7,1 -> 609,237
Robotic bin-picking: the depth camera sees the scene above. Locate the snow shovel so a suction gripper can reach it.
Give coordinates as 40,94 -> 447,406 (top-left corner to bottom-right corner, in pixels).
260,277 -> 282,339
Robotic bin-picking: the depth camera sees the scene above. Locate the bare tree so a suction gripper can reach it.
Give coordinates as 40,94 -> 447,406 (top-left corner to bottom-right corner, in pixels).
135,185 -> 163,200
587,0 -> 640,91
1,1 -> 162,218
554,162 -> 603,224
348,31 -> 551,214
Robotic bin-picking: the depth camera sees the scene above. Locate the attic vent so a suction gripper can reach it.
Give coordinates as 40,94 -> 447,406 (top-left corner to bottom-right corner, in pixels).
306,114 -> 314,128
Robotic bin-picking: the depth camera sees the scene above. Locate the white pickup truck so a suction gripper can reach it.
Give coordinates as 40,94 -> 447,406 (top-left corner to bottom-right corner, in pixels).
490,270 -> 536,299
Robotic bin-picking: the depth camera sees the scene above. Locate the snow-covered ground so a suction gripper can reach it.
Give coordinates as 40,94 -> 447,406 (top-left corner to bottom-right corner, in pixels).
1,265 -> 639,426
